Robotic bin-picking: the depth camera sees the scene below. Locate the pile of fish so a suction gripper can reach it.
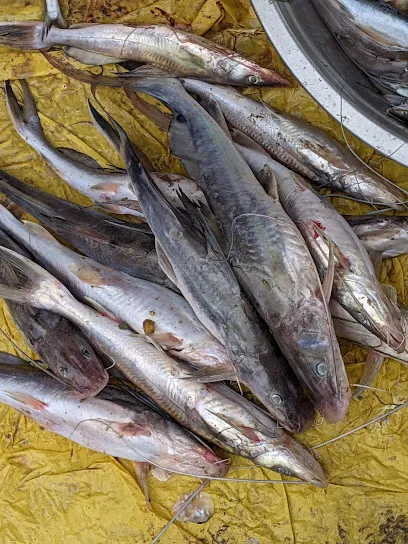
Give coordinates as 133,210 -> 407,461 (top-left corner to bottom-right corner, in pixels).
310,0 -> 408,121
0,0 -> 406,522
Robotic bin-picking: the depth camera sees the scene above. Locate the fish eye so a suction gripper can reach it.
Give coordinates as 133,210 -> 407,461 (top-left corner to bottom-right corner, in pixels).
59,366 -> 68,377
271,394 -> 283,405
248,75 -> 260,84
82,348 -> 92,360
315,362 -> 327,377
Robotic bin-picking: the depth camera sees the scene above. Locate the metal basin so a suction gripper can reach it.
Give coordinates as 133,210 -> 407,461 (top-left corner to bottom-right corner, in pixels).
251,0 -> 408,168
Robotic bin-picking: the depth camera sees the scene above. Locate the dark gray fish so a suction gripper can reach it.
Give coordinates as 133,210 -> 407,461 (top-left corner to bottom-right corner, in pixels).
0,228 -> 108,397
0,170 -> 175,290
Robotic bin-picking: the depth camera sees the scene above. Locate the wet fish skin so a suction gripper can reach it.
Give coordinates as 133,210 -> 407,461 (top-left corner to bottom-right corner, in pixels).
0,23 -> 289,87
345,215 -> 408,258
0,228 -> 108,397
0,207 -> 234,376
0,249 -> 326,486
0,169 -> 175,289
235,136 -> 405,353
0,357 -> 226,478
121,78 -> 347,423
181,80 -> 407,209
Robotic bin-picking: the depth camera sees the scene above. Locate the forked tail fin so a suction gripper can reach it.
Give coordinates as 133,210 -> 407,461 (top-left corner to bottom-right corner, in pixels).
0,22 -> 47,50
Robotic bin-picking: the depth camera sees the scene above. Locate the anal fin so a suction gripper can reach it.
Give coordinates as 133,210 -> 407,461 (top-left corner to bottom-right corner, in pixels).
352,350 -> 385,399
155,240 -> 178,286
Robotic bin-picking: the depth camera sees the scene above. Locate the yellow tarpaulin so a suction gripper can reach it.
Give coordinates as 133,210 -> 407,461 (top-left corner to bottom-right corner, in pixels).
0,1 -> 407,543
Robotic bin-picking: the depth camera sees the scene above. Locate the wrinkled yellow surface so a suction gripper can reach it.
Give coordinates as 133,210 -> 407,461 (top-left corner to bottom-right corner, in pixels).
0,1 -> 407,543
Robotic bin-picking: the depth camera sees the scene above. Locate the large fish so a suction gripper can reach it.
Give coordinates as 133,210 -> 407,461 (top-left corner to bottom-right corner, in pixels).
0,170 -> 174,289
0,249 -> 326,486
0,205 -> 234,377
0,354 -> 226,478
110,79 -> 348,423
0,228 -> 108,397
233,131 -> 405,353
345,215 -> 408,258
5,80 -> 204,218
181,80 -> 407,209
0,22 -> 289,87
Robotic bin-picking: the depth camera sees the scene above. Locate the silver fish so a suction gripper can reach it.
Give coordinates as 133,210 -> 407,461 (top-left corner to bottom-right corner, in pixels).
0,22 -> 289,87
45,0 -> 67,30
0,249 -> 326,486
345,215 -> 408,258
0,228 -> 108,397
181,80 -> 407,209
116,78 -> 348,423
5,80 -> 205,217
234,132 -> 405,353
0,169 -> 175,289
0,206 -> 234,377
0,355 -> 226,478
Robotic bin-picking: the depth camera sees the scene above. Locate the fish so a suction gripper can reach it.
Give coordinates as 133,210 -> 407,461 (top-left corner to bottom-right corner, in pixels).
0,227 -> 108,397
0,169 -> 175,290
0,248 -> 326,486
5,80 -> 205,218
180,80 -> 407,209
386,0 -> 408,12
0,22 -> 289,87
345,215 -> 408,258
233,131 -> 405,353
44,0 -> 67,31
0,205 -> 235,377
111,78 -> 348,423
0,354 -> 226,479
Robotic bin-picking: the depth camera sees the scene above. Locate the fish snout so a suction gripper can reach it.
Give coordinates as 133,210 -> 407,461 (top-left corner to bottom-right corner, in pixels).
319,388 -> 351,424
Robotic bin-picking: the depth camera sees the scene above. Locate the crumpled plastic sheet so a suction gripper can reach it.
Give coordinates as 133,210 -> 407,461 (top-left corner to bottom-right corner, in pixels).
0,1 -> 407,543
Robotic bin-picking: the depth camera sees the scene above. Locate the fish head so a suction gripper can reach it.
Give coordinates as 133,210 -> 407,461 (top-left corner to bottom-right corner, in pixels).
254,433 -> 327,488
215,57 -> 290,87
48,321 -> 108,397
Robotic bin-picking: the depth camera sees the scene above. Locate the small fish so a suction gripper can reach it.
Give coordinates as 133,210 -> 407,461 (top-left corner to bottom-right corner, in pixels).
0,355 -> 226,479
234,133 -> 405,353
0,228 -> 108,397
181,80 -> 407,209
0,248 -> 326,486
0,206 -> 235,377
345,215 -> 408,258
0,169 -> 175,289
5,80 -> 204,218
0,23 -> 289,87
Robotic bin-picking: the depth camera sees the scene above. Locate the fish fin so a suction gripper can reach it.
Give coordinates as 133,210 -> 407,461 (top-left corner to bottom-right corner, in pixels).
88,101 -> 122,153
83,296 -> 119,321
0,246 -> 70,310
5,391 -> 48,410
0,352 -> 30,366
231,128 -> 267,153
155,240 -> 178,286
64,47 -> 123,66
197,93 -> 231,139
259,165 -> 279,200
124,89 -> 171,132
178,365 -> 235,383
134,461 -> 151,510
352,350 -> 385,399
121,65 -> 175,78
322,241 -> 335,304
382,283 -> 398,304
5,80 -> 45,140
368,249 -> 383,278
21,220 -> 56,241
0,22 -> 46,49
56,148 -> 104,170
312,222 -> 351,271
168,112 -> 200,180
177,190 -> 225,260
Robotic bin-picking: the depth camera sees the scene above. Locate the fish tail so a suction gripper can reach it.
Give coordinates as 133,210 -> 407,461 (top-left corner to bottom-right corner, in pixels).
0,246 -> 72,312
0,22 -> 47,49
0,170 -> 55,219
5,80 -> 45,141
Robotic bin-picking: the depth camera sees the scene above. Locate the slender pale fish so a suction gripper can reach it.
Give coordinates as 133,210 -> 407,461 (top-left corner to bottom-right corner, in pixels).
346,215 -> 408,258
0,248 -> 326,486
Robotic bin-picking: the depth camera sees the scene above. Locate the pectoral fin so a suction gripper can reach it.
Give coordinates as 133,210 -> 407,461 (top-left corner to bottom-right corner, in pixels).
134,461 -> 151,510
155,240 -> 178,286
352,350 -> 385,398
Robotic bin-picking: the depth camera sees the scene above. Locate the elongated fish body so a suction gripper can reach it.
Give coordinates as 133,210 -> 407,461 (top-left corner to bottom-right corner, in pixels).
123,78 -> 346,423
0,358 -> 226,477
0,253 -> 326,486
0,170 -> 174,289
236,139 -> 405,352
5,81 -> 204,218
0,228 -> 108,397
0,208 -> 234,374
0,23 -> 289,87
346,215 -> 408,257
182,80 -> 406,208
320,0 -> 408,50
